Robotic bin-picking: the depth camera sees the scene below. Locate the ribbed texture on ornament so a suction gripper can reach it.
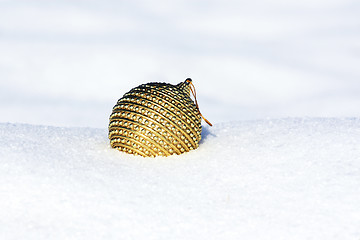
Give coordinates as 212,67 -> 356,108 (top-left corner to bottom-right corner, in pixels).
108,81 -> 202,157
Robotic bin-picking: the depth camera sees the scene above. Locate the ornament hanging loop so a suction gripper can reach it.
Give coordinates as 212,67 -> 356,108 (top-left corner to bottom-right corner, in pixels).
185,78 -> 213,126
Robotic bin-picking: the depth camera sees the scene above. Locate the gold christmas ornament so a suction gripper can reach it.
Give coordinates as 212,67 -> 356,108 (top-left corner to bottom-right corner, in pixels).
109,78 -> 212,157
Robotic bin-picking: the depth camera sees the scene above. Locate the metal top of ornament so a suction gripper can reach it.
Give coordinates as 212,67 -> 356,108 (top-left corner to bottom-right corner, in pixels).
109,78 -> 211,157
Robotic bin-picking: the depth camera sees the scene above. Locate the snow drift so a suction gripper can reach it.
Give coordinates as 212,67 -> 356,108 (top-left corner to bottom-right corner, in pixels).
1,118 -> 359,239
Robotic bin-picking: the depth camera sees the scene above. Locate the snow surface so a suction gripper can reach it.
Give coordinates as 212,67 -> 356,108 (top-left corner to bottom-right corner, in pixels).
1,119 -> 360,239
1,0 -> 360,239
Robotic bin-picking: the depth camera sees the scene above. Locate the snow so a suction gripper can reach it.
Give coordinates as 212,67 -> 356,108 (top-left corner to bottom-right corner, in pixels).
1,0 -> 360,239
1,119 -> 360,239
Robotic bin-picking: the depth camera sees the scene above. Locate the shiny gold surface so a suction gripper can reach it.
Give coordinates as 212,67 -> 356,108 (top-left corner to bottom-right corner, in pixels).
109,79 -> 202,157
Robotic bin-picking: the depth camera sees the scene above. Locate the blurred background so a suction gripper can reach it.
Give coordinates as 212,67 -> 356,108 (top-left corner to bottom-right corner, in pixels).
1,0 -> 359,128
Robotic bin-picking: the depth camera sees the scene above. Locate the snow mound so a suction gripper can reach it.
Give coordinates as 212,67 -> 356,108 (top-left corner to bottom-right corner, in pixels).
1,118 -> 360,239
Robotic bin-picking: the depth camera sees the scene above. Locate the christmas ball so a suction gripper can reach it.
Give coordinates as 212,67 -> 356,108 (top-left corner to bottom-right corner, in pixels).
109,78 -> 211,157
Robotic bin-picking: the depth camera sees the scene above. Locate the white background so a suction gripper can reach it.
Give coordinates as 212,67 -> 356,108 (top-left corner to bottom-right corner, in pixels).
1,0 -> 359,127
